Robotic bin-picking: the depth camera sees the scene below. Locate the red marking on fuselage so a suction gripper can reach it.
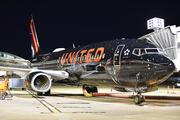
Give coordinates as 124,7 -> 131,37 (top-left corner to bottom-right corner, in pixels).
94,47 -> 104,62
60,47 -> 105,65
86,48 -> 95,63
80,50 -> 87,63
67,52 -> 76,64
60,53 -> 68,65
74,51 -> 80,64
30,19 -> 39,53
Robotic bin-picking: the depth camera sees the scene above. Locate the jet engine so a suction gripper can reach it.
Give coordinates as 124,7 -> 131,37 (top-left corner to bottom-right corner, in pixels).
27,72 -> 52,93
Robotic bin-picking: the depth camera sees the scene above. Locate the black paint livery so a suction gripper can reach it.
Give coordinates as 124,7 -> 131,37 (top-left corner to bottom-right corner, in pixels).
31,39 -> 175,89
29,16 -> 175,104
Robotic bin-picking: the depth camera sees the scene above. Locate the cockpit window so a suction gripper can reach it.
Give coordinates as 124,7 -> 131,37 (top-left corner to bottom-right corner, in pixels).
140,49 -> 146,55
132,48 -> 159,56
134,49 -> 139,55
146,48 -> 159,54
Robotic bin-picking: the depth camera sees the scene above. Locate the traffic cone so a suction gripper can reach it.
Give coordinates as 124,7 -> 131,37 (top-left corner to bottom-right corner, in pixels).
111,86 -> 113,92
167,85 -> 169,93
171,85 -> 176,94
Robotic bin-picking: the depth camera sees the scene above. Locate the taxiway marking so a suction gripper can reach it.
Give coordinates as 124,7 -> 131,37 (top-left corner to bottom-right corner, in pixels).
56,102 -> 90,104
37,106 -> 91,108
27,90 -> 106,114
27,90 -> 61,113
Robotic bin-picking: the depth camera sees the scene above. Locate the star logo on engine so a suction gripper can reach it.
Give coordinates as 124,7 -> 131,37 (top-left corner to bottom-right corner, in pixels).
124,49 -> 130,56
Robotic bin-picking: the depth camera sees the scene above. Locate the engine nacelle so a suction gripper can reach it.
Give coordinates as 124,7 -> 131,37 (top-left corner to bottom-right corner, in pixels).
27,72 -> 52,93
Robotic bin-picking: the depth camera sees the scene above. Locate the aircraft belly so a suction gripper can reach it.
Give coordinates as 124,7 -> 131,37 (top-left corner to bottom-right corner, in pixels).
75,77 -> 116,86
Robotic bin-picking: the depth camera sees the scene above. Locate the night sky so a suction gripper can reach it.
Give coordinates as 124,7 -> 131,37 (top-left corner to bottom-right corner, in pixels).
1,0 -> 180,59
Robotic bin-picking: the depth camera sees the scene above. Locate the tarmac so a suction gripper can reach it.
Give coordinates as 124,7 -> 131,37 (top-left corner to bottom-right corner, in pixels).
0,83 -> 180,120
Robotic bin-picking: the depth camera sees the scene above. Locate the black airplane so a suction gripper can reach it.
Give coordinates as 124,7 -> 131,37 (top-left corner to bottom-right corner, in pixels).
0,16 -> 175,104
29,15 -> 175,104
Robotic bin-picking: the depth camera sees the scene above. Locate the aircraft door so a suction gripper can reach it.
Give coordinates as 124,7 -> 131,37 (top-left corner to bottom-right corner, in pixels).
114,45 -> 125,66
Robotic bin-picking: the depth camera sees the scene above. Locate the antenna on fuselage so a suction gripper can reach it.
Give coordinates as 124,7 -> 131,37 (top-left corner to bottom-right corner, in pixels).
73,43 -> 75,48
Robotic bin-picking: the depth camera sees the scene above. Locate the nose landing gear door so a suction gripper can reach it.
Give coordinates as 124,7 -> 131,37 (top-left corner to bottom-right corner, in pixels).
114,45 -> 125,66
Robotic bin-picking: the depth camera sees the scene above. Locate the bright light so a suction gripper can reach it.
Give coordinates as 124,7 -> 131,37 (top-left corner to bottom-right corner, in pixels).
147,17 -> 164,30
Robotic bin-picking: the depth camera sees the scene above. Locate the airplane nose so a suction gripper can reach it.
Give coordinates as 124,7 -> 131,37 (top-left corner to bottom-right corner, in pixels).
150,54 -> 175,76
144,54 -> 175,85
160,55 -> 175,69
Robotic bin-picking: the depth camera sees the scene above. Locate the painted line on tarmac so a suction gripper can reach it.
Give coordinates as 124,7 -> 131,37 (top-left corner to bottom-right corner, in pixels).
59,106 -> 91,108
41,111 -> 106,114
63,112 -> 106,114
27,90 -> 61,113
27,91 -> 106,114
56,102 -> 90,104
37,106 -> 91,108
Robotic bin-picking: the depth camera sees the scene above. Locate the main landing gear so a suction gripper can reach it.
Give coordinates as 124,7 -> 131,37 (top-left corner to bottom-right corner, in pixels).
82,84 -> 98,97
37,89 -> 51,96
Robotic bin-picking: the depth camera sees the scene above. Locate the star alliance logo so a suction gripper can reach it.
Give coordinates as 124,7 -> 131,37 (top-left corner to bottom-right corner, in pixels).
124,49 -> 130,56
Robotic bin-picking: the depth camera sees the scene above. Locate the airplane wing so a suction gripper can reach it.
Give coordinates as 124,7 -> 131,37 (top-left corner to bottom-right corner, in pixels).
0,57 -> 30,63
0,66 -> 69,80
0,65 -> 69,93
0,66 -> 30,73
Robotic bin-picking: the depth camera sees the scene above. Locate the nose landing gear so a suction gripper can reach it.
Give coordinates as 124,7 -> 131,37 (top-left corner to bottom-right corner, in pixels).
134,92 -> 146,105
133,72 -> 146,105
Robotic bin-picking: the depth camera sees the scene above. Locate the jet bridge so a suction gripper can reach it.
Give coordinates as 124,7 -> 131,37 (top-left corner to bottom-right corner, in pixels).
139,18 -> 180,71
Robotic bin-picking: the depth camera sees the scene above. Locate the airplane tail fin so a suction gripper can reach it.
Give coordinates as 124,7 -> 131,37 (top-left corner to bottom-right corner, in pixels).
30,15 -> 45,57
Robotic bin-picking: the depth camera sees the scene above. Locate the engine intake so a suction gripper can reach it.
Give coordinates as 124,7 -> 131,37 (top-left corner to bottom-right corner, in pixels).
28,72 -> 52,92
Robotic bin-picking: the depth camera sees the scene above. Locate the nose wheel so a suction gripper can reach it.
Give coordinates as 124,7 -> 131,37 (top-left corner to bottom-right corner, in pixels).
134,93 -> 145,105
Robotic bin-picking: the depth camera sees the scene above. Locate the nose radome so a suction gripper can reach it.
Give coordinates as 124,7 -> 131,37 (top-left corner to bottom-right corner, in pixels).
148,54 -> 175,75
159,55 -> 175,73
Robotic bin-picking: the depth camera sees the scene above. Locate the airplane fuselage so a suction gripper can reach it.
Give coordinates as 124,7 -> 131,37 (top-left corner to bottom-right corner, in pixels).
30,39 -> 175,91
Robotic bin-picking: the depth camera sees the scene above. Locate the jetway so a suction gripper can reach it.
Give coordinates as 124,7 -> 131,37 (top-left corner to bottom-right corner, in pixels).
139,18 -> 180,71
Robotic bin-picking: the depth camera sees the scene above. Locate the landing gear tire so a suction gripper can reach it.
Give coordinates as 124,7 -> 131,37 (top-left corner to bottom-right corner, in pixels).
82,85 -> 98,97
134,94 -> 146,105
44,90 -> 51,96
22,88 -> 26,90
85,86 -> 91,93
134,95 -> 141,105
92,86 -> 98,93
37,92 -> 43,96
141,96 -> 146,102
